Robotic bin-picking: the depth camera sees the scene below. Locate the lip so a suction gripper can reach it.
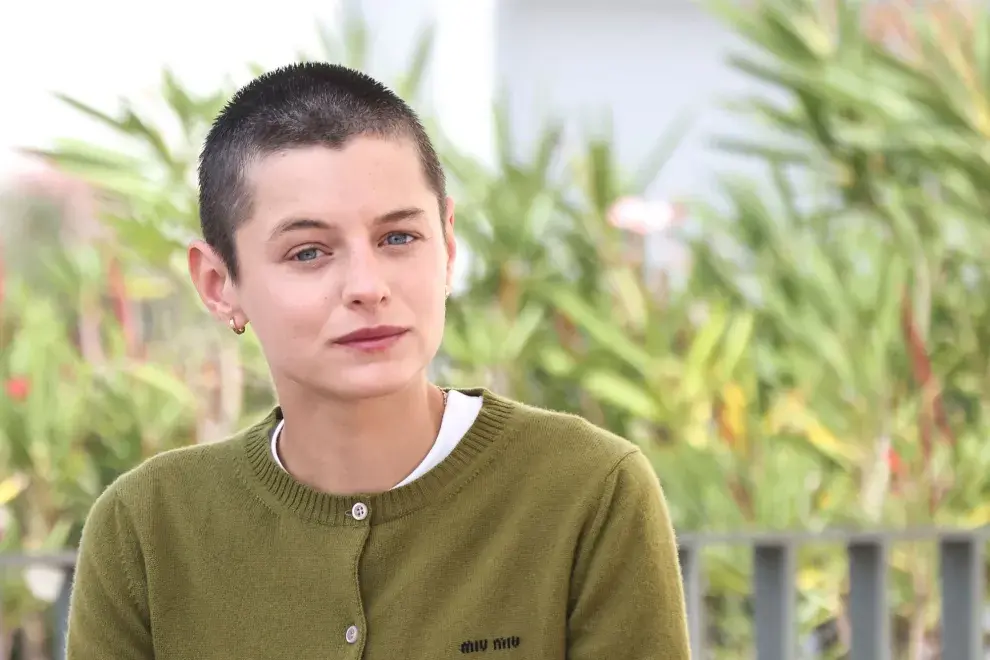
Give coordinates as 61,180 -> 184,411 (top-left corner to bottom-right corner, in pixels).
333,325 -> 410,351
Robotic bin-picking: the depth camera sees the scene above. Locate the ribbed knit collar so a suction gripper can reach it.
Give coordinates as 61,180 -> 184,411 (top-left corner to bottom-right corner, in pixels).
237,388 -> 517,526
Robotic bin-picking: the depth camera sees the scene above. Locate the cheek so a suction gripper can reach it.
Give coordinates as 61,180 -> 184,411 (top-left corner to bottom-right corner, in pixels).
392,270 -> 445,327
396,245 -> 447,302
242,276 -> 333,336
399,276 -> 444,315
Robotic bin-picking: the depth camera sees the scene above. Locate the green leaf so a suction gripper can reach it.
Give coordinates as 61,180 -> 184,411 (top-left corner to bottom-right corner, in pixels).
395,25 -> 435,101
119,105 -> 176,170
161,68 -> 198,139
23,139 -> 143,174
539,345 -> 577,377
343,5 -> 370,70
717,312 -> 756,381
500,304 -> 544,360
680,305 -> 729,400
52,93 -> 127,133
975,13 -> 990,96
631,109 -> 695,192
547,287 -> 654,378
582,369 -> 661,421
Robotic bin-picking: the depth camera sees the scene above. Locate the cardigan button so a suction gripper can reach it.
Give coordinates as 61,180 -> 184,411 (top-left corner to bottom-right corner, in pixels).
351,502 -> 368,521
345,625 -> 360,644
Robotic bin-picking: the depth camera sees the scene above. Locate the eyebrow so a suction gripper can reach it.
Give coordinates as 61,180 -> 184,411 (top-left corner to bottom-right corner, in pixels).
266,207 -> 426,242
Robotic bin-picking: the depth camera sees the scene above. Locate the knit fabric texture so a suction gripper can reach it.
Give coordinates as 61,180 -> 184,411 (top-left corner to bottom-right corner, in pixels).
66,388 -> 690,659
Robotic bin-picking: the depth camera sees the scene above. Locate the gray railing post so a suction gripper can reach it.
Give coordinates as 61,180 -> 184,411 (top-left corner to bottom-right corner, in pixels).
754,541 -> 795,660
52,566 -> 74,660
0,528 -> 986,658
0,552 -> 77,660
940,534 -> 984,660
678,545 -> 705,659
848,539 -> 889,660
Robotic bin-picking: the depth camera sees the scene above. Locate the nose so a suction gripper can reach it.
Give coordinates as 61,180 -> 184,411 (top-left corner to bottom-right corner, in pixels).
341,247 -> 390,308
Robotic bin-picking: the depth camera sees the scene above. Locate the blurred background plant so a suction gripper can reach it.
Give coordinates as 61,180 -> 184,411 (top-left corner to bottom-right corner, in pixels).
3,0 -> 989,657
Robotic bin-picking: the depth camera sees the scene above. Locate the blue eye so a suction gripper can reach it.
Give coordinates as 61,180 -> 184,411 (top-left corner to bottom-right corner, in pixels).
293,248 -> 322,262
384,233 -> 414,246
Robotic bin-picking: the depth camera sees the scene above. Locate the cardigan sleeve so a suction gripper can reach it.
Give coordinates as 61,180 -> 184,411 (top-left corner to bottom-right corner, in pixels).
67,488 -> 154,660
568,449 -> 691,659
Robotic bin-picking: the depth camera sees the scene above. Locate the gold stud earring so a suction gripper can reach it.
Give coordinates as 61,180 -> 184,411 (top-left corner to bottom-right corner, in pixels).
229,318 -> 246,335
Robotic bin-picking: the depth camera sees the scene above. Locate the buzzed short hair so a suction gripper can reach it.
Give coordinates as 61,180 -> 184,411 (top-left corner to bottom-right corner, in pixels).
198,62 -> 445,279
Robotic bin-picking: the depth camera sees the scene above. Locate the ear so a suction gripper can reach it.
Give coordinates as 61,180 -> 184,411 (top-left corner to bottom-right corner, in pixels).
443,196 -> 457,289
188,240 -> 243,326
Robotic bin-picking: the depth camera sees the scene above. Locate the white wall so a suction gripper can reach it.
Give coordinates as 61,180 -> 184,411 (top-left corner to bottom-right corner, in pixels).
2,0 -> 760,200
0,0 -> 508,177
496,0 -> 760,200
0,0 -> 343,178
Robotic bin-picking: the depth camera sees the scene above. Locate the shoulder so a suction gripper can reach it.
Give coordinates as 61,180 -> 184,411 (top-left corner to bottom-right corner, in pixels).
487,391 -> 652,491
481,392 -> 673,551
90,410 -> 276,523
506,396 -> 640,465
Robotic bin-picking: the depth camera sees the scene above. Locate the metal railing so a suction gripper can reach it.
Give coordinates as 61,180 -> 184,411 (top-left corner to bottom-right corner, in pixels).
1,527 -> 986,660
677,527 -> 988,660
0,551 -> 75,660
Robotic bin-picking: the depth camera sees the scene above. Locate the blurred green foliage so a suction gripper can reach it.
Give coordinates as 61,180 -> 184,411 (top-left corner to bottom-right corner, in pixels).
3,0 -> 990,656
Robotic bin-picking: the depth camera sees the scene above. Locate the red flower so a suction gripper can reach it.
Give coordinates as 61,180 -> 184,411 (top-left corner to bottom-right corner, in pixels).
5,377 -> 30,401
887,446 -> 904,475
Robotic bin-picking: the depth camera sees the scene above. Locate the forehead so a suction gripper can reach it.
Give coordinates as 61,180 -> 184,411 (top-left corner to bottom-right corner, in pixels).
242,138 -> 435,232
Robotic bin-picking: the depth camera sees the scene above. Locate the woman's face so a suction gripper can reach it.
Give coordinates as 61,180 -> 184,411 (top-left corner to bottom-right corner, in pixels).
192,137 -> 456,401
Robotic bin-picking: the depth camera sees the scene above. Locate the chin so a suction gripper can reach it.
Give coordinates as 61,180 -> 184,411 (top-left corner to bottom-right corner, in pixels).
312,359 -> 426,401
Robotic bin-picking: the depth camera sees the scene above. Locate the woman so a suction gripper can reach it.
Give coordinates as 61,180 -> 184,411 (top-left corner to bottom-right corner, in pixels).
66,62 -> 691,659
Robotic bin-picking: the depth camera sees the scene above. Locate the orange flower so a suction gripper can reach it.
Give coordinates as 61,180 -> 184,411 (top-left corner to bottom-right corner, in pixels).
4,377 -> 30,401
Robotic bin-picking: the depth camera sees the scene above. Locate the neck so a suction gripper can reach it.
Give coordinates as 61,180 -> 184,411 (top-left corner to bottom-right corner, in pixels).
274,376 -> 445,495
